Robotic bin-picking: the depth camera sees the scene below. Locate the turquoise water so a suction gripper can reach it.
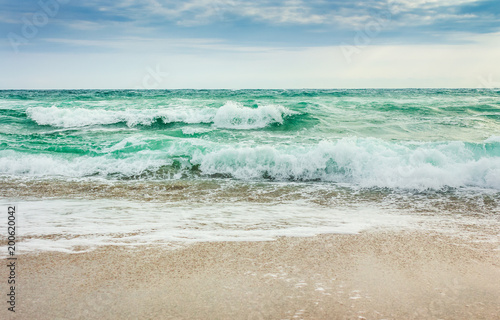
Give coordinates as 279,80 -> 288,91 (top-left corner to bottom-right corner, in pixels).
1,89 -> 499,189
1,89 -> 500,252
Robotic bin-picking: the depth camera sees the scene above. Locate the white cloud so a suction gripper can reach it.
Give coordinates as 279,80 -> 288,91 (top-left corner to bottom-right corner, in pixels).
389,0 -> 481,12
142,0 -> 331,26
65,20 -> 106,31
111,0 -> 489,30
41,37 -> 274,53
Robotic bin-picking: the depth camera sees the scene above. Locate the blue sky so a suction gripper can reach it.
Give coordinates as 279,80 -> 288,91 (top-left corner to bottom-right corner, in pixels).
1,0 -> 500,88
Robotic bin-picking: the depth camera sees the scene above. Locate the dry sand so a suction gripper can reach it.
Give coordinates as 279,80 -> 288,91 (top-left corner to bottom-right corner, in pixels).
2,231 -> 500,320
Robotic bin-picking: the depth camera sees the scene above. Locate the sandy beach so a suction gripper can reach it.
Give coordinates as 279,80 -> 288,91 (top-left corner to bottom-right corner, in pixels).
3,230 -> 499,320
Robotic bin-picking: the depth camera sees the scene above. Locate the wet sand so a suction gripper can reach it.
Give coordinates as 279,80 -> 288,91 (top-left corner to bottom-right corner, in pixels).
3,231 -> 500,319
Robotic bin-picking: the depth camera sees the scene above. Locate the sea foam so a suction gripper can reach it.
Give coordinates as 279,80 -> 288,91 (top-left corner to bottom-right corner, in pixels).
3,199 -> 416,254
26,106 -> 214,127
193,139 -> 500,190
213,101 -> 297,129
26,102 -> 296,129
1,138 -> 499,190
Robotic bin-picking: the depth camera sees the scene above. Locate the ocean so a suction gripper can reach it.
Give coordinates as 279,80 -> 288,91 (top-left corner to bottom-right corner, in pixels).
1,89 -> 499,253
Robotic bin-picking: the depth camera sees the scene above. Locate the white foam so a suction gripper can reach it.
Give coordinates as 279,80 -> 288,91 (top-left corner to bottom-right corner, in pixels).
192,138 -> 500,190
1,199 -> 416,255
0,150 -> 169,178
181,127 -> 214,135
25,102 -> 296,129
485,135 -> 500,143
26,106 -> 216,128
213,101 -> 297,129
2,138 -> 499,190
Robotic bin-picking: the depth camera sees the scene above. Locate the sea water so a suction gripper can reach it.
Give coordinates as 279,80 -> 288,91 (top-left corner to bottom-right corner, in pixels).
1,89 -> 499,253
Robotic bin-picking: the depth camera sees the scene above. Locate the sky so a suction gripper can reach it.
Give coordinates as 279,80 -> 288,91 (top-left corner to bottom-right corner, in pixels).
0,0 -> 499,89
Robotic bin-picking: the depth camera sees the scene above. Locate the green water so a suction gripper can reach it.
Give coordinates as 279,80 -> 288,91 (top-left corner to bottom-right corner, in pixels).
0,89 -> 499,189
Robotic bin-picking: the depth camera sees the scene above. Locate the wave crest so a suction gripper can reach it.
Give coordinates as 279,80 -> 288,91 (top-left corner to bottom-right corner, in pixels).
192,139 -> 500,189
2,138 -> 499,190
25,102 -> 297,129
213,102 -> 297,129
25,106 -> 214,128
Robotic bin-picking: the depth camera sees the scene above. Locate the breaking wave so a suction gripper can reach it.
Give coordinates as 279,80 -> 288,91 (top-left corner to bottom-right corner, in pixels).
25,101 -> 297,130
1,138 -> 499,190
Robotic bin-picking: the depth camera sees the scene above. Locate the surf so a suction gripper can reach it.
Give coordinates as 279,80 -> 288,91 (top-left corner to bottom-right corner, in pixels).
25,101 -> 298,130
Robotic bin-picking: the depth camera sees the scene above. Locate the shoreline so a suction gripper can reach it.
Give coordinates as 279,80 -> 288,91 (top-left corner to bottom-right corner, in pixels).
3,230 -> 500,319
